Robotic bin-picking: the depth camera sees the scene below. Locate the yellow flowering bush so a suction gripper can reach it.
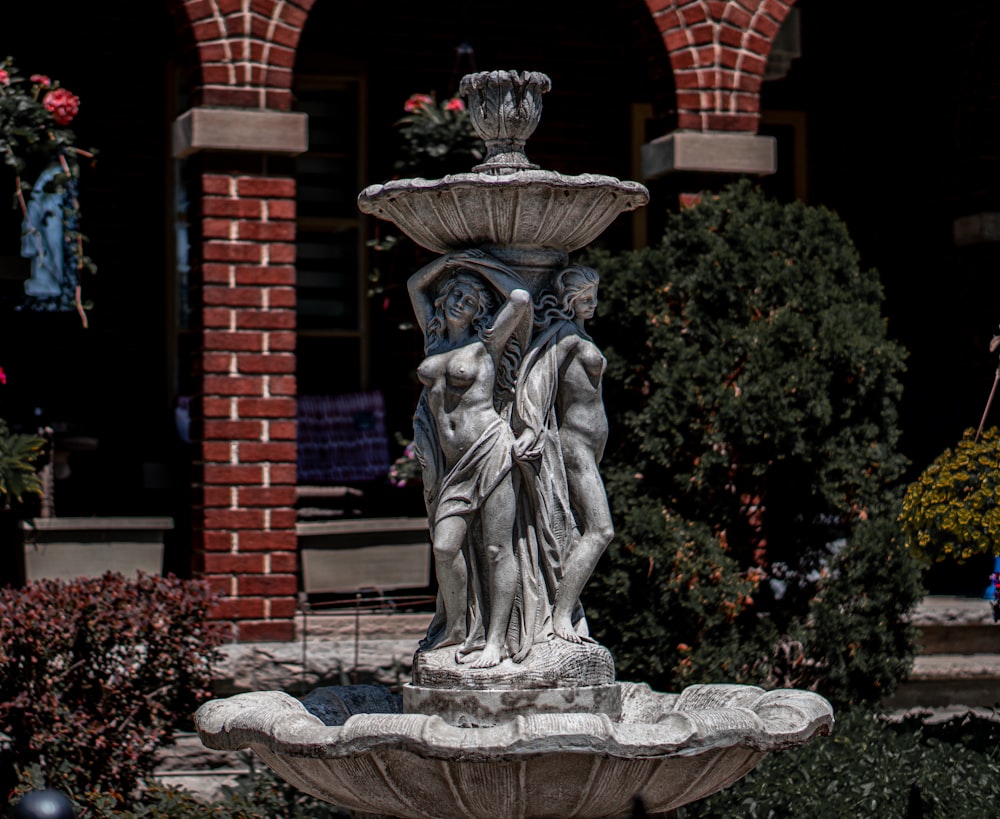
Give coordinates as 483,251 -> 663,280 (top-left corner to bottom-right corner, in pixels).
899,427 -> 1000,563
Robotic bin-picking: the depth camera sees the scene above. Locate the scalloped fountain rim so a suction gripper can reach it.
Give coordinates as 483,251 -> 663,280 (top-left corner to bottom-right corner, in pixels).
196,682 -> 832,817
357,170 -> 650,255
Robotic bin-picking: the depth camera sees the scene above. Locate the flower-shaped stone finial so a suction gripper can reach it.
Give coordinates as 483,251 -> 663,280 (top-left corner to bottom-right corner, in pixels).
460,70 -> 551,174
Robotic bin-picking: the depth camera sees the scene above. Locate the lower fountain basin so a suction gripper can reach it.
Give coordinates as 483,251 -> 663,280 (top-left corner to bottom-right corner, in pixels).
195,681 -> 833,818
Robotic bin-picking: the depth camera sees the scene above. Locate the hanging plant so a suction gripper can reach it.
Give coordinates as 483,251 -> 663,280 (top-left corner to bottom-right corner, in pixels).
899,427 -> 1000,563
0,57 -> 96,326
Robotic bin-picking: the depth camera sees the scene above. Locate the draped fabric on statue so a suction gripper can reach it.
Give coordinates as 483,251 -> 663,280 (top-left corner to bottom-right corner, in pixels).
415,380 -> 577,661
513,321 -> 588,645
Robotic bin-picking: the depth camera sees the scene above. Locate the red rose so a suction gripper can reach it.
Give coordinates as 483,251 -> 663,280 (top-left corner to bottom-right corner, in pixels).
403,93 -> 432,113
30,74 -> 51,88
444,98 -> 464,112
43,87 -> 80,126
0,70 -> 9,87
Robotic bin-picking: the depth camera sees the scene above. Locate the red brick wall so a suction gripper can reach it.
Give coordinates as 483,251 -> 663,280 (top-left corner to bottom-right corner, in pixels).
192,172 -> 300,641
644,0 -> 797,132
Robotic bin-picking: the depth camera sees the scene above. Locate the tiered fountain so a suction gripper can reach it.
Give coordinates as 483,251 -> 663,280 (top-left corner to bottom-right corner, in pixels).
195,70 -> 833,819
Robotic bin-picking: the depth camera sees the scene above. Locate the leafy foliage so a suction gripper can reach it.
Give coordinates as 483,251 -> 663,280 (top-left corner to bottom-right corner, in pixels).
899,426 -> 1000,563
779,512 -> 922,702
0,57 -> 97,319
0,573 -> 225,804
0,58 -> 82,180
0,417 -> 45,508
394,93 -> 483,178
584,180 -> 920,708
679,707 -> 1000,818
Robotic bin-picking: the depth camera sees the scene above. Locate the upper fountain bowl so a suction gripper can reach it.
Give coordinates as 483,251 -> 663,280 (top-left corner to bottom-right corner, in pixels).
358,69 -> 649,255
357,169 -> 649,255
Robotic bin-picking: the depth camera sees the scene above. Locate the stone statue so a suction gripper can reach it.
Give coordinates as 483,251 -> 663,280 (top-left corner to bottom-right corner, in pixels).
408,249 -> 532,668
515,266 -> 613,643
410,250 -> 615,667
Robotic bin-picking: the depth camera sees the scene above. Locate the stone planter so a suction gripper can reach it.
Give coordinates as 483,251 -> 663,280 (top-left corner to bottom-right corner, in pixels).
21,516 -> 172,581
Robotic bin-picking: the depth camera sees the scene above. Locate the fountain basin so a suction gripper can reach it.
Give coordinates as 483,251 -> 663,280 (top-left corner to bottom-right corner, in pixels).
195,681 -> 833,818
357,170 -> 649,255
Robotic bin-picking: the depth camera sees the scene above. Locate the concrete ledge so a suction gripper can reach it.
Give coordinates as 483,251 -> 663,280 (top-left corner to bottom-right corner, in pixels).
641,131 -> 776,180
172,107 -> 308,158
953,212 -> 1000,246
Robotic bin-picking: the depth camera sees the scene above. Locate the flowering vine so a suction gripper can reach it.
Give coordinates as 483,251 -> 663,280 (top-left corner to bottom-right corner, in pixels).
0,57 -> 95,326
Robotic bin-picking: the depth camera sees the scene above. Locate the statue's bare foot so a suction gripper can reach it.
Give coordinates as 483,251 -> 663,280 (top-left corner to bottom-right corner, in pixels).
470,644 -> 503,668
553,613 -> 583,644
456,638 -> 479,655
455,640 -> 483,664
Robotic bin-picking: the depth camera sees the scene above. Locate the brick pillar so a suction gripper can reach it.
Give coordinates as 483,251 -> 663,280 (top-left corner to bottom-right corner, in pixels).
169,0 -> 312,642
192,169 -> 300,642
639,0 -> 796,180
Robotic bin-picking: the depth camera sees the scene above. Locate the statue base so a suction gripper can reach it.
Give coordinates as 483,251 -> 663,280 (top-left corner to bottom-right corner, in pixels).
404,681 -> 621,727
408,638 -> 619,726
411,637 -> 616,690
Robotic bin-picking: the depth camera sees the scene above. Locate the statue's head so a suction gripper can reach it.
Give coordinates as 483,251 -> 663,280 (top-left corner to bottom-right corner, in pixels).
427,270 -> 495,346
535,266 -> 599,330
555,266 -> 599,320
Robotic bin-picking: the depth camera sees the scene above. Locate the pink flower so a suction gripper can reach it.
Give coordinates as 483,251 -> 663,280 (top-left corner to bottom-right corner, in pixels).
403,93 -> 432,113
43,87 -> 80,126
0,70 -> 9,87
444,98 -> 464,112
0,366 -> 6,385
30,74 -> 51,88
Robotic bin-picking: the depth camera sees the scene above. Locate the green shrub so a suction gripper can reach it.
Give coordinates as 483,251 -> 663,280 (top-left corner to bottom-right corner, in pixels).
0,573 -> 225,804
678,707 -> 1000,818
584,180 -> 921,708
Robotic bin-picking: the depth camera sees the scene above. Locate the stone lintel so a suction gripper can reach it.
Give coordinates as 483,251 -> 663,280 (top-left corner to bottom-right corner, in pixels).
641,131 -> 777,180
953,212 -> 1000,247
172,107 -> 308,158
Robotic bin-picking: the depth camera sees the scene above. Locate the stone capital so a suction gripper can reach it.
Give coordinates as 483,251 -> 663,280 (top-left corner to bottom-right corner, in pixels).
641,130 -> 777,180
172,107 -> 308,158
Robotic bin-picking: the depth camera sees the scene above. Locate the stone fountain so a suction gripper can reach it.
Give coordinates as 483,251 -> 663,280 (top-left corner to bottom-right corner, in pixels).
195,70 -> 834,818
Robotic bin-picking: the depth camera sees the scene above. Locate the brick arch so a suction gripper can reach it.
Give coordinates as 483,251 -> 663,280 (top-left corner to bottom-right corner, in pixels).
643,0 -> 798,132
167,0 -> 315,110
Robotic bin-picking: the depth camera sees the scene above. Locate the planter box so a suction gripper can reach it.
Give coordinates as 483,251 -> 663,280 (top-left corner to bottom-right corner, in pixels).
297,516 -> 431,595
21,516 -> 172,581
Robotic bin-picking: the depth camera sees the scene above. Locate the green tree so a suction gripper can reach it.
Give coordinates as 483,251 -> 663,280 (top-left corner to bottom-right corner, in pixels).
584,180 -> 921,708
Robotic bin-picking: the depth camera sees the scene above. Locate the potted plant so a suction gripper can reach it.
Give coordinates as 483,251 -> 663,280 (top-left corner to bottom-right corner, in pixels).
899,426 -> 1000,598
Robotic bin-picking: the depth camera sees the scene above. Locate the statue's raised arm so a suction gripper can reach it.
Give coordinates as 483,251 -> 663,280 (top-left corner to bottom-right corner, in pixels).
407,249 -> 528,346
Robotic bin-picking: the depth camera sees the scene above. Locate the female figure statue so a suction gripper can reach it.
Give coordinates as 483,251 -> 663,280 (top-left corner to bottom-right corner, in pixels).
515,266 -> 613,643
408,249 -> 531,668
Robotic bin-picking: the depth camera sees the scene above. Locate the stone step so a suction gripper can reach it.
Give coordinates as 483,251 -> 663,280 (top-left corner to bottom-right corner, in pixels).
918,624 -> 1000,654
885,653 -> 1000,710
